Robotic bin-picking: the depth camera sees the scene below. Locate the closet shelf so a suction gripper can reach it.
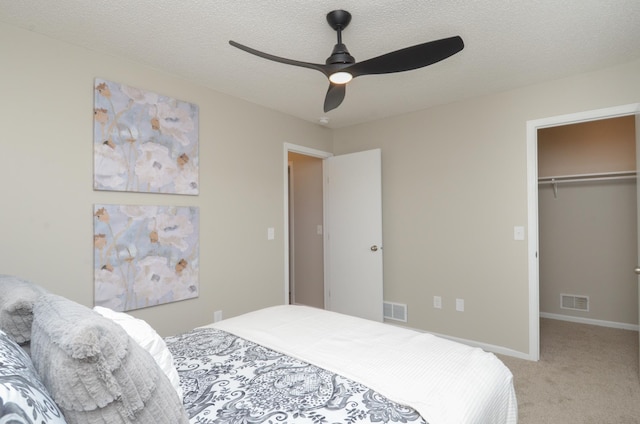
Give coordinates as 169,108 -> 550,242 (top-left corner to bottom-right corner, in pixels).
538,170 -> 636,198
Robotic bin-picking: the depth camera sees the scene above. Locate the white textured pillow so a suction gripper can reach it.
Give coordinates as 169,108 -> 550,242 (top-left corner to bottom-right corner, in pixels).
93,306 -> 183,401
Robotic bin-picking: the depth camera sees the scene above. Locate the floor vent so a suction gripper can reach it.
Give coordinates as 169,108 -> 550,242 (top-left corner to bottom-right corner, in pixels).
560,294 -> 589,312
383,301 -> 407,322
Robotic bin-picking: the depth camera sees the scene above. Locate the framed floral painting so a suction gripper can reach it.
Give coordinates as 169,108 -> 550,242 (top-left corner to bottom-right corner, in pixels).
94,204 -> 199,311
93,78 -> 199,195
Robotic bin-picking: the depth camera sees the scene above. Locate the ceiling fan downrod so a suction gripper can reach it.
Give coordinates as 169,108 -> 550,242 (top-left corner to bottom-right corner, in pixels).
326,10 -> 355,69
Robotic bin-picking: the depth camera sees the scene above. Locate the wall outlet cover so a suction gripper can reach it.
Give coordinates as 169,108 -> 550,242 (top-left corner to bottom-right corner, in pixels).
433,296 -> 442,309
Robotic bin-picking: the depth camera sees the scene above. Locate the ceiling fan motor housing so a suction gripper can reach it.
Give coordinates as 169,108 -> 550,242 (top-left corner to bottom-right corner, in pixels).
327,43 -> 355,65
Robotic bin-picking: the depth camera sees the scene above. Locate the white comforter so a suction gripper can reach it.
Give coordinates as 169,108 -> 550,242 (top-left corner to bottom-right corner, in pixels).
209,305 -> 517,424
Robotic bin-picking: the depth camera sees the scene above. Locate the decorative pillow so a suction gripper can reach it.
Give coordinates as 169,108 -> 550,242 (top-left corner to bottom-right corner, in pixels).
0,274 -> 47,344
93,306 -> 183,401
0,329 -> 68,423
30,294 -> 189,424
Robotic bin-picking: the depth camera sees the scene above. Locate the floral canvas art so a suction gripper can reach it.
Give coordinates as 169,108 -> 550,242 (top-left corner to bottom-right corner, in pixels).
93,78 -> 199,194
94,204 -> 199,311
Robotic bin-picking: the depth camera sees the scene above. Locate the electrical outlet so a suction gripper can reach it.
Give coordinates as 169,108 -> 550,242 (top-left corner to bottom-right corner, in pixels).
456,298 -> 464,312
214,310 -> 223,322
433,296 -> 442,309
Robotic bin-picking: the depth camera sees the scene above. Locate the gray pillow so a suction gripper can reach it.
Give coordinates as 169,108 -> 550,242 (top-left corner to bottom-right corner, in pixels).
0,274 -> 47,343
30,294 -> 189,424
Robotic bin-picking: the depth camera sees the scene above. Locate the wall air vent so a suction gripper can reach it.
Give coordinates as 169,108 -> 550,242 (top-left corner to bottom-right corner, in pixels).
383,301 -> 407,322
560,294 -> 589,312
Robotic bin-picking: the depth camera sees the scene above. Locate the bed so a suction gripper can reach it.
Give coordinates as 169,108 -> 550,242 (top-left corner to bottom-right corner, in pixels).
166,305 -> 517,424
0,275 -> 517,424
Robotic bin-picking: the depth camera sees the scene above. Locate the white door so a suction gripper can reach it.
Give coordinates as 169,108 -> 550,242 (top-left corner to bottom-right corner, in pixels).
324,148 -> 383,321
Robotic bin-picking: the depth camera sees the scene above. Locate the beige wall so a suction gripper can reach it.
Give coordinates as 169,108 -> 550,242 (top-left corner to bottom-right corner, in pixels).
288,153 -> 324,308
332,59 -> 640,354
538,116 -> 636,176
0,22 -> 332,337
3,20 -> 640,356
538,182 -> 637,324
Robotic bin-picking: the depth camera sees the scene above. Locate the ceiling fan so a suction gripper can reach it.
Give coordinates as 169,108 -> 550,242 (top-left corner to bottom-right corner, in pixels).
229,10 -> 464,113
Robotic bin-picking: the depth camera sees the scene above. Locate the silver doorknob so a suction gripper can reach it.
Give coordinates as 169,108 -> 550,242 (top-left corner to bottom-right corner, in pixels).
370,245 -> 379,252
635,266 -> 640,275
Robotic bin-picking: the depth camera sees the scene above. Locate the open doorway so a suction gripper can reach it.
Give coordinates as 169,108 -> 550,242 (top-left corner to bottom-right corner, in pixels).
537,116 -> 637,332
283,144 -> 384,321
526,103 -> 640,361
283,143 -> 332,307
288,152 -> 324,308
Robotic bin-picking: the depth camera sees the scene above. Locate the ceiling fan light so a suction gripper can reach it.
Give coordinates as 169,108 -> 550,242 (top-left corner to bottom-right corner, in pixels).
329,72 -> 352,84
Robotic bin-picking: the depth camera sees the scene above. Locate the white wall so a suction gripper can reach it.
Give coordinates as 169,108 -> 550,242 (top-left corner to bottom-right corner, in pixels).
332,59 -> 640,354
0,22 -> 332,337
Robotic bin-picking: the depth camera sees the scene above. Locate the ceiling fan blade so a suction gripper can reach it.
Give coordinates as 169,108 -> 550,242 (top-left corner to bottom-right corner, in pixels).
324,83 -> 346,113
347,36 -> 464,78
229,40 -> 329,75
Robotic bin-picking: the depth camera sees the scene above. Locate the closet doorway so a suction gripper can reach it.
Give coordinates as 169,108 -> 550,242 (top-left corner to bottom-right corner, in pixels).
537,116 -> 637,330
526,103 -> 640,362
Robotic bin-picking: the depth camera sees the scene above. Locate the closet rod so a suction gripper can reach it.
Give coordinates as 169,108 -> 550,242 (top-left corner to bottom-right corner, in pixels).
538,170 -> 636,185
538,170 -> 636,199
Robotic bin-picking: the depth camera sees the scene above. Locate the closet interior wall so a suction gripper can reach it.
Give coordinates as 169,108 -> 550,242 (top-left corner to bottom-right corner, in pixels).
538,116 -> 638,327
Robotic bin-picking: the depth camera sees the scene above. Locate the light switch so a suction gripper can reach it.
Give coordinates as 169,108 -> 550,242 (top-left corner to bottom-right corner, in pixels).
317,225 -> 323,235
267,227 -> 275,240
514,226 -> 525,241
433,296 -> 442,309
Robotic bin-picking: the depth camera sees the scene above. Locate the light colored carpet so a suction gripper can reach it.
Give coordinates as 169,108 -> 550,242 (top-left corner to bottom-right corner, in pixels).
498,318 -> 640,424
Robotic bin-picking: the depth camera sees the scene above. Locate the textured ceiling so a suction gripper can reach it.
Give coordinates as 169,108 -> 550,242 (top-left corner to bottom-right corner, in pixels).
1,1 -> 639,128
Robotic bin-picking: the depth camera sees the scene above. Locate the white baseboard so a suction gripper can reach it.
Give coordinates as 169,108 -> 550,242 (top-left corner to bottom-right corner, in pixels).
428,330 -> 534,360
386,313 -> 639,362
540,312 -> 639,331
385,321 -> 533,360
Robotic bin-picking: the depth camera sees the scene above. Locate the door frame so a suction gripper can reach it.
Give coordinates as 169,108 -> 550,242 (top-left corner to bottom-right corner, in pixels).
287,159 -> 295,304
283,143 -> 333,305
526,102 -> 640,361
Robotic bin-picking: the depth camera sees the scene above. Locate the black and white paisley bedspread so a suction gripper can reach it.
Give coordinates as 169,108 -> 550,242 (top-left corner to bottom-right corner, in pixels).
165,328 -> 427,424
